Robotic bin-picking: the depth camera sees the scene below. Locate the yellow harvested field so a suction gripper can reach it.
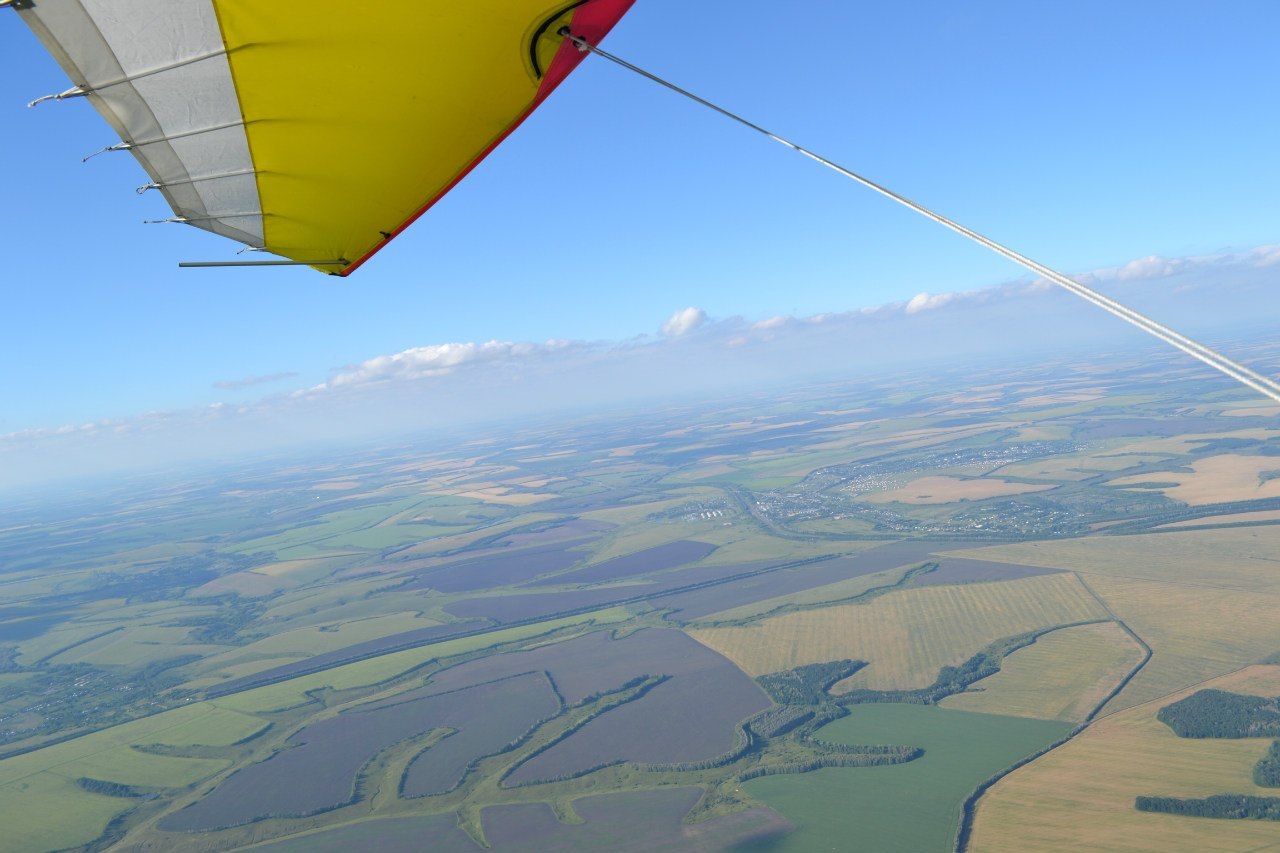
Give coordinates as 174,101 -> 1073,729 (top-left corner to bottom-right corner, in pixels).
997,453 -> 1169,482
859,422 -> 1022,451
950,526 -> 1280,594
309,480 -> 361,490
689,573 -> 1107,690
191,570 -> 299,597
1017,392 -> 1105,406
949,531 -> 1280,711
607,443 -> 658,457
1008,425 -> 1073,441
506,476 -> 564,488
1222,404 -> 1280,418
814,420 -> 871,433
253,555 -> 351,578
581,491 -> 718,525
1107,429 -> 1280,457
1083,575 -> 1280,712
455,488 -> 556,506
1158,508 -> 1280,529
861,476 -> 1055,504
1110,454 -> 1280,505
940,622 -> 1145,722
970,666 -> 1280,853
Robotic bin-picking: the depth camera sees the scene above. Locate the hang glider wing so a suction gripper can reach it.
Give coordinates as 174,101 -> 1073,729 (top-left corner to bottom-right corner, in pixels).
14,0 -> 634,274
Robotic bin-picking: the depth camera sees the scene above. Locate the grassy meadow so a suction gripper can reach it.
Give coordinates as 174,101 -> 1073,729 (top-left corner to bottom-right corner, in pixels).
742,704 -> 1071,852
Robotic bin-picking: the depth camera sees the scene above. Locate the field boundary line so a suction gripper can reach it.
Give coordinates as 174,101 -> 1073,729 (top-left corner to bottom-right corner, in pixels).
952,598 -> 1148,853
1071,573 -> 1153,723
30,625 -> 124,667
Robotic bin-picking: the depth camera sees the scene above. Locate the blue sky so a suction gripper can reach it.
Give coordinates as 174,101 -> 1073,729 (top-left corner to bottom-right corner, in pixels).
1,1 -> 1278,443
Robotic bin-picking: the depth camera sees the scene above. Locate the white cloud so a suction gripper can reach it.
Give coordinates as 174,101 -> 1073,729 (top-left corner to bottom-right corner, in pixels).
661,307 -> 707,338
1116,255 -> 1190,281
326,340 -> 549,389
6,242 -> 1279,493
1247,244 -> 1280,267
905,291 -> 957,314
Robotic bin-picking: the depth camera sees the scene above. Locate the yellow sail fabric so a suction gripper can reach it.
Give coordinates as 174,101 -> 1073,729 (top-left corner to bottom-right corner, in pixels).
16,0 -> 634,274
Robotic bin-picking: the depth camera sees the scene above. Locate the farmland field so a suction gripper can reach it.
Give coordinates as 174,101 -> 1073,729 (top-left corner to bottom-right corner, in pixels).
247,787 -> 789,852
659,540 -> 986,623
1076,575 -> 1280,712
4,342 -> 1280,852
480,788 -> 789,851
940,622 -> 1146,722
162,673 -> 561,829
690,572 -> 1108,689
210,609 -> 630,713
504,657 -> 769,784
969,666 -> 1280,852
527,540 -> 717,586
910,557 -> 1062,587
861,476 -> 1055,504
405,542 -> 593,592
1109,454 -> 1280,505
742,704 -> 1071,852
0,773 -> 126,853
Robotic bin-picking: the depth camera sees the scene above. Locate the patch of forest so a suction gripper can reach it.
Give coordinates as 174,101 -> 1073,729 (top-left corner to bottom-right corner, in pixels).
1157,689 -> 1280,739
1136,794 -> 1280,821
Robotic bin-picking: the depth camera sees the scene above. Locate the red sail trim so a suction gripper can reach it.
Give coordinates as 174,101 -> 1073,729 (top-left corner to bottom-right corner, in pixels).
339,0 -> 635,277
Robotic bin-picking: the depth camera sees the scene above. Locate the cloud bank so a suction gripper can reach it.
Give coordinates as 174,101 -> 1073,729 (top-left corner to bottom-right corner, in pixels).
5,244 -> 1278,491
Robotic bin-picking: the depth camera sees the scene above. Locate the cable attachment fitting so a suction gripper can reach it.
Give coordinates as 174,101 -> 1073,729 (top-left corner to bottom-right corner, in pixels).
82,142 -> 131,163
558,27 -> 591,52
28,86 -> 86,107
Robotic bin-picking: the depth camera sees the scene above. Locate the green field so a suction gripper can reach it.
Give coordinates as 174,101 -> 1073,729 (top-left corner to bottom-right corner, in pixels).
741,704 -> 1071,852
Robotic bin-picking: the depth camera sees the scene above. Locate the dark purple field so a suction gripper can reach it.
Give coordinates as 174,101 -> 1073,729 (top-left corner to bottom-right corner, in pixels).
526,540 -> 717,586
364,628 -> 754,710
504,661 -> 769,785
475,629 -> 770,786
246,788 -> 791,852
161,673 -> 559,831
910,557 -> 1062,586
359,628 -> 770,781
656,540 -> 986,621
404,542 -> 592,593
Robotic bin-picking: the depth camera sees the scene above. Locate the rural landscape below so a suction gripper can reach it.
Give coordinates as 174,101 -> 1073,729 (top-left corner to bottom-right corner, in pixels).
3,333 -> 1280,851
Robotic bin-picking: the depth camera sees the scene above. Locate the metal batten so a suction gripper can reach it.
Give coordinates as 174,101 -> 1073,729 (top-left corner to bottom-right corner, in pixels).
178,259 -> 349,268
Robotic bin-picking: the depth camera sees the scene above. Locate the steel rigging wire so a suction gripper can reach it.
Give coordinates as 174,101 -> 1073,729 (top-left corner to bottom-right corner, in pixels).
562,29 -> 1280,404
